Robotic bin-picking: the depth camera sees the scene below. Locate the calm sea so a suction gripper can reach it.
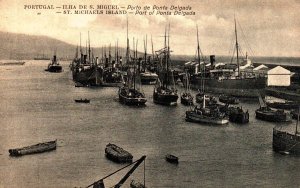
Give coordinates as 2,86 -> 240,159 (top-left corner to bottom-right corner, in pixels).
0,60 -> 299,188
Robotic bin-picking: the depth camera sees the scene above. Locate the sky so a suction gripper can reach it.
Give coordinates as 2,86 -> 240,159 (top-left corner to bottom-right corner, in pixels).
0,0 -> 299,57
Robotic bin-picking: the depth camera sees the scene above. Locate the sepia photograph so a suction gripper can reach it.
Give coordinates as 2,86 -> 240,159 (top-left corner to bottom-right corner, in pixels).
0,0 -> 299,187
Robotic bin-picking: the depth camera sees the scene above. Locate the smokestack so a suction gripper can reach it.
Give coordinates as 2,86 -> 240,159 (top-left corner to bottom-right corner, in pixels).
210,55 -> 215,68
53,55 -> 57,62
84,55 -> 87,64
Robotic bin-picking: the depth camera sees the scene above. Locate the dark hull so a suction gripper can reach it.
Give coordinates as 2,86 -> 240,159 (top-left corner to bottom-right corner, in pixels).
46,65 -> 62,73
140,73 -> 158,85
255,110 -> 291,122
105,143 -> 133,163
153,91 -> 178,106
119,88 -> 147,106
229,112 -> 249,124
75,99 -> 90,103
266,102 -> 298,110
219,95 -> 239,104
190,77 -> 266,98
181,96 -> 193,105
273,128 -> 300,154
266,87 -> 300,102
9,140 -> 56,156
165,155 -> 179,164
185,111 -> 229,125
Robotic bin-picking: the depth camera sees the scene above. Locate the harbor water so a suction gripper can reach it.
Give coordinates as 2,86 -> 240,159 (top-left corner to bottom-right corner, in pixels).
0,61 -> 299,187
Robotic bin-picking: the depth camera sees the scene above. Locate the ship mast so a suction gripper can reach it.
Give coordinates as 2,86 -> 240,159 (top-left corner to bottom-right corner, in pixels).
296,106 -> 299,135
196,25 -> 204,93
151,35 -> 154,63
88,31 -> 91,64
164,26 -> 167,89
126,15 -> 130,66
144,35 -> 147,73
234,15 -> 240,77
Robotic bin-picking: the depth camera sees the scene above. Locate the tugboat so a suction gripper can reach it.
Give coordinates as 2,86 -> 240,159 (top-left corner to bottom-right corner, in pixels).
219,94 -> 239,104
118,19 -> 147,106
273,107 -> 300,155
153,26 -> 178,106
222,105 -> 249,124
45,54 -> 62,72
186,95 -> 229,125
181,72 -> 193,105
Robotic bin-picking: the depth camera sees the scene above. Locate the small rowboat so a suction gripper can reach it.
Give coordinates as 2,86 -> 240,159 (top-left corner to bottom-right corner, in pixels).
9,140 -> 57,156
165,154 -> 179,164
130,180 -> 146,188
74,98 -> 90,103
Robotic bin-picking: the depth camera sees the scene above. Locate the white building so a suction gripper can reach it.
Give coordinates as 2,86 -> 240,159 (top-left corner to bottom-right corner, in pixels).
267,66 -> 291,86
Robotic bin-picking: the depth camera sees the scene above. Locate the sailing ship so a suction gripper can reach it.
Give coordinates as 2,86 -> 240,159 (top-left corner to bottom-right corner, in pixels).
181,72 -> 193,105
9,140 -> 57,156
189,16 -> 266,98
118,19 -> 147,106
273,107 -> 300,155
140,35 -> 158,85
153,26 -> 178,106
101,43 -> 123,87
71,33 -> 103,86
45,54 -> 62,72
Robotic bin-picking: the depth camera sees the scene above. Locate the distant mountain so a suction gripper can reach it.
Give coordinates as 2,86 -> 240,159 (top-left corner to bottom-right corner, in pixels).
0,31 -> 132,60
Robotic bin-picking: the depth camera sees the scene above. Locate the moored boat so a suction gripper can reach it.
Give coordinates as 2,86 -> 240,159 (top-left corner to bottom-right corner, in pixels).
118,18 -> 147,106
140,72 -> 158,85
165,154 -> 179,164
9,140 -> 57,156
189,17 -> 266,98
255,106 -> 291,122
153,26 -> 178,106
181,72 -> 193,105
74,98 -> 90,103
119,87 -> 147,106
219,94 -> 239,104
273,128 -> 300,155
273,108 -> 300,155
181,93 -> 193,105
266,101 -> 299,110
105,143 -> 133,163
223,106 -> 249,124
130,180 -> 146,188
186,97 -> 229,125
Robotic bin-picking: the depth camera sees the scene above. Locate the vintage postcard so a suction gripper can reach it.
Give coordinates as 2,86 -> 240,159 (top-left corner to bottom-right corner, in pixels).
0,0 -> 299,187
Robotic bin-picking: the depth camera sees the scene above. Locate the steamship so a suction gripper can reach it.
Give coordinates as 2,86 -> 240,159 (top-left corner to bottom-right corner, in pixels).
189,18 -> 266,98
